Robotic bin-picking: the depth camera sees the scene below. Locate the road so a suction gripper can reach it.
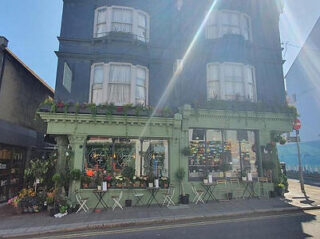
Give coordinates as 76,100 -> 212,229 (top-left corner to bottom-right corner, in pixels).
30,210 -> 320,239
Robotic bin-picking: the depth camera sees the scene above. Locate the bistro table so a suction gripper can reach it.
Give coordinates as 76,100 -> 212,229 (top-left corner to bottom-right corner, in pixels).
201,183 -> 218,203
242,181 -> 259,199
146,187 -> 161,208
93,190 -> 109,211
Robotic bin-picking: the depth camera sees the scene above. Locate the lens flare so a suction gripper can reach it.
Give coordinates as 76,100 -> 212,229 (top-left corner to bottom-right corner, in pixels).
139,0 -> 221,138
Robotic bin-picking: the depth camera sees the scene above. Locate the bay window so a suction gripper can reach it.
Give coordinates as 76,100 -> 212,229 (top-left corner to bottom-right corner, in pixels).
90,63 -> 148,106
94,6 -> 150,42
207,63 -> 257,102
206,10 -> 252,41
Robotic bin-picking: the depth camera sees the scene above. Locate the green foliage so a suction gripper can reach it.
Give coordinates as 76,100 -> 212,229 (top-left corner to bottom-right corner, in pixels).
122,166 -> 135,181
70,169 -> 81,181
181,147 -> 192,156
59,205 -> 68,214
262,159 -> 275,170
220,162 -> 232,172
24,153 -> 56,189
175,168 -> 185,182
52,173 -> 62,186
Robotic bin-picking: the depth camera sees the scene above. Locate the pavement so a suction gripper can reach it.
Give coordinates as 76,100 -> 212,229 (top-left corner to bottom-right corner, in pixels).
0,180 -> 319,238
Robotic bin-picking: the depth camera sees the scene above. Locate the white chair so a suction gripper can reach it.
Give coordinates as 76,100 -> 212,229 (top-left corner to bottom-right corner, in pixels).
162,185 -> 175,207
112,191 -> 123,211
76,192 -> 89,213
191,183 -> 205,204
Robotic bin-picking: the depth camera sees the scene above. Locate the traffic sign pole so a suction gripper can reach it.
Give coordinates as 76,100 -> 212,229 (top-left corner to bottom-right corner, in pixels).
295,129 -> 305,195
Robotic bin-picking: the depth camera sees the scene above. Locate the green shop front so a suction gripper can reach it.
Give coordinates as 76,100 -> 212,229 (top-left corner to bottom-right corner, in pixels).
38,104 -> 294,207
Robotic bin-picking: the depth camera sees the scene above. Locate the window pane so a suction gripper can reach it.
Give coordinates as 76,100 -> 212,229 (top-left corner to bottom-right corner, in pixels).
138,13 -> 146,28
63,62 -> 72,93
108,84 -> 130,105
112,8 -> 133,33
97,9 -> 106,24
224,130 -> 240,177
142,140 -> 169,177
109,65 -> 131,83
93,65 -> 104,84
136,86 -> 145,100
188,129 -> 207,179
207,81 -> 220,99
136,67 -> 146,85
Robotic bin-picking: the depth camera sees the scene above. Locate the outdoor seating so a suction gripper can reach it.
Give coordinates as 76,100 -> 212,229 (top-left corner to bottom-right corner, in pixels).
258,177 -> 269,198
75,191 -> 89,213
133,190 -> 145,206
191,183 -> 205,204
111,191 -> 123,211
229,178 -> 242,199
162,184 -> 175,207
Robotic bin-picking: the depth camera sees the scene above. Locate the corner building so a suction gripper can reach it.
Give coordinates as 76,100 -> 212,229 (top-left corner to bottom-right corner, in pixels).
40,0 -> 294,206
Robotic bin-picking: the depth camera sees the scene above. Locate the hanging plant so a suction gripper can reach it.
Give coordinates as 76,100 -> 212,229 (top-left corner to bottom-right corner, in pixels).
89,103 -> 97,117
135,104 -> 144,117
75,103 -> 80,115
105,103 -> 116,118
181,147 -> 192,156
279,137 -> 287,145
123,104 -> 133,116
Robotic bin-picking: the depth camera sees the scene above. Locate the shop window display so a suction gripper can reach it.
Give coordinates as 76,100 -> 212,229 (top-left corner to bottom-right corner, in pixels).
188,129 -> 257,180
84,137 -> 169,188
0,146 -> 26,202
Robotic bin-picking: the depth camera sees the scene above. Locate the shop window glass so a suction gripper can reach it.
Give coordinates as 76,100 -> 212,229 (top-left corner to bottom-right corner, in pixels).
84,137 -> 168,188
188,129 -> 257,181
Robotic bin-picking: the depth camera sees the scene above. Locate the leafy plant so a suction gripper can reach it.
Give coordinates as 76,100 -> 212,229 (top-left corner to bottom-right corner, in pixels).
122,166 -> 135,181
175,168 -> 186,196
181,147 -> 192,156
52,173 -> 62,187
70,169 -> 81,181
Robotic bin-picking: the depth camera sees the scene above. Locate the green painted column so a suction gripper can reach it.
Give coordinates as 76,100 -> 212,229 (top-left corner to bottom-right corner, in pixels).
68,135 -> 87,203
55,136 -> 69,176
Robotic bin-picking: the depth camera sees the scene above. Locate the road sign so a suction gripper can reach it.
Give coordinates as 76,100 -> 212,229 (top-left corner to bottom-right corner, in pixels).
287,136 -> 300,143
293,119 -> 301,130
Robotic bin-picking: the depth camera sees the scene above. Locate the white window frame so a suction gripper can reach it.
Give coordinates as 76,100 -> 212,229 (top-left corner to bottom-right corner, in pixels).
206,10 -> 252,41
207,62 -> 257,102
89,62 -> 149,106
93,6 -> 150,42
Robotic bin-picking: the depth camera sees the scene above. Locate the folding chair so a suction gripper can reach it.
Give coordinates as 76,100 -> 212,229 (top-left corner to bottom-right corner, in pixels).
258,177 -> 269,198
216,179 -> 228,201
112,191 -> 123,211
229,178 -> 242,199
76,192 -> 89,213
162,184 -> 175,207
191,183 -> 205,204
133,191 -> 144,206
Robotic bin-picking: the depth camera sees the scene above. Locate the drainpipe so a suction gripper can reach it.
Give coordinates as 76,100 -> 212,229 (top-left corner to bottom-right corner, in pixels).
0,37 -> 9,93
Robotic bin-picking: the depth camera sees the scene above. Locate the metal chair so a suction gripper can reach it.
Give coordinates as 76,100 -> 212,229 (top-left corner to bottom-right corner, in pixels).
133,190 -> 144,206
75,191 -> 89,213
162,184 -> 175,207
111,191 -> 123,211
229,178 -> 241,199
191,183 -> 205,204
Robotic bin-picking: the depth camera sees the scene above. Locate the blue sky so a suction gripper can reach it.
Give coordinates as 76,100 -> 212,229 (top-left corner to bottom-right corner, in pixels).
0,0 -> 319,90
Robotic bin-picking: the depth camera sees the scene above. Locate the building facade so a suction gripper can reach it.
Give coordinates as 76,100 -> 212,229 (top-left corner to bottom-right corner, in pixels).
40,0 -> 294,206
0,37 -> 54,202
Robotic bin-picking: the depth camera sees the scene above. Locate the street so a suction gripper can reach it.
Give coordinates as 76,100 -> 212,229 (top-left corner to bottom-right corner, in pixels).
29,210 -> 320,239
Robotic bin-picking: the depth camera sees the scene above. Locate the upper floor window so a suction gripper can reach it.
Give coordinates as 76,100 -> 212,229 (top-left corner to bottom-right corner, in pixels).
207,63 -> 256,102
90,63 -> 148,106
94,6 -> 150,42
63,62 -> 72,93
206,10 -> 252,41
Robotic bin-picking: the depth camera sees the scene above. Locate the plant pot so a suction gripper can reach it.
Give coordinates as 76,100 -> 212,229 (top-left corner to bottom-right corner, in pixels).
226,193 -> 233,200
125,200 -> 132,207
179,194 -> 189,204
148,182 -> 154,188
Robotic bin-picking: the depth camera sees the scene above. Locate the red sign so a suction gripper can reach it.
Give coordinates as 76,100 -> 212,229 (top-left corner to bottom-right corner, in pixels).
293,119 -> 301,130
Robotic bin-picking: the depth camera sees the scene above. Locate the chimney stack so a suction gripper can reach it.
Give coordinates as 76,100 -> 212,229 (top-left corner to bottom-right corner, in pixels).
0,36 -> 8,48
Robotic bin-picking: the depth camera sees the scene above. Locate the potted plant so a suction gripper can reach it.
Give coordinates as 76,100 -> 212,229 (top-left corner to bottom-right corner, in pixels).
81,175 -> 91,189
175,168 -> 189,204
181,147 -> 192,157
160,177 -> 169,188
276,183 -> 285,197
